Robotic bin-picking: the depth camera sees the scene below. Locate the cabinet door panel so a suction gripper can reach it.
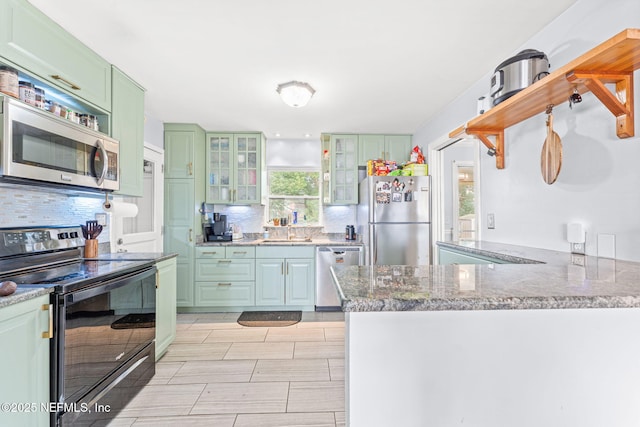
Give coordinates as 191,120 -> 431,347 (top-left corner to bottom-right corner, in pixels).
0,0 -> 111,110
256,259 -> 285,306
112,67 -> 145,196
156,258 -> 177,360
206,133 -> 233,203
385,135 -> 412,164
165,131 -> 195,179
0,295 -> 50,427
175,261 -> 194,306
285,259 -> 315,306
358,134 -> 385,165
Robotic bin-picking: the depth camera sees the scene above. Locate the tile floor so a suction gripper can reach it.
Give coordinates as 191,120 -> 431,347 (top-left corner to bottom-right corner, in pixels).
108,311 -> 346,427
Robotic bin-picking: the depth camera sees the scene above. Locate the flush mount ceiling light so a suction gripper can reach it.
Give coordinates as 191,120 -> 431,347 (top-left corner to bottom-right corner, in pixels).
276,81 -> 315,108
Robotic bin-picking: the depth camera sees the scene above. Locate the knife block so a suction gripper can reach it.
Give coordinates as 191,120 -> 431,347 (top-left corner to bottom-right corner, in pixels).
84,239 -> 98,258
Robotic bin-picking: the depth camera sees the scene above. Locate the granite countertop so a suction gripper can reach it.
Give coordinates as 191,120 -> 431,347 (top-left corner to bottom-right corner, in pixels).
332,241 -> 640,312
91,252 -> 178,262
198,238 -> 363,247
0,287 -> 53,309
0,252 -> 178,310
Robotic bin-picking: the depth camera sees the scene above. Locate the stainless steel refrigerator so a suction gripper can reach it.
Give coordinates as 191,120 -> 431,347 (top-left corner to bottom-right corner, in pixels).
357,175 -> 431,265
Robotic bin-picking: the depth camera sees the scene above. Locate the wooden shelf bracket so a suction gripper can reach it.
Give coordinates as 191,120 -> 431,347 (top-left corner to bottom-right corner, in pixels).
566,71 -> 634,138
470,130 -> 505,169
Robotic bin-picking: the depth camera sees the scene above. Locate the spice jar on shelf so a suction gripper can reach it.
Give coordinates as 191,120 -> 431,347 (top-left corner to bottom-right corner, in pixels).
0,66 -> 19,98
19,81 -> 36,106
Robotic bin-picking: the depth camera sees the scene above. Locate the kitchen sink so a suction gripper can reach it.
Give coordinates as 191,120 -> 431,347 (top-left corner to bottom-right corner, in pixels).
262,237 -> 313,243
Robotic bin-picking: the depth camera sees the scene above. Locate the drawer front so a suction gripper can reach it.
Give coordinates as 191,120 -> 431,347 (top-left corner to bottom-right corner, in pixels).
256,246 -> 315,259
225,246 -> 256,259
195,282 -> 254,307
196,247 -> 226,259
195,259 -> 255,281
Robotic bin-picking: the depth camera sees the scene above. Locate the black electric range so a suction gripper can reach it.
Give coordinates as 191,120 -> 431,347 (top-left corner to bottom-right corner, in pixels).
0,226 -> 157,427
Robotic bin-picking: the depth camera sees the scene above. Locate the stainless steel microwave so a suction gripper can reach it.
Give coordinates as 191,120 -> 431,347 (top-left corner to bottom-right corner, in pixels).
0,95 -> 119,191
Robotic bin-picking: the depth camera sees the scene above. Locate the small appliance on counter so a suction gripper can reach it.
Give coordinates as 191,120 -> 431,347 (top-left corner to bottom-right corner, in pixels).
203,212 -> 232,242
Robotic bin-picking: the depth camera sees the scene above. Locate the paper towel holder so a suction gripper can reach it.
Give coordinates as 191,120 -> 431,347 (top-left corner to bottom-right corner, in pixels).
103,192 -> 112,210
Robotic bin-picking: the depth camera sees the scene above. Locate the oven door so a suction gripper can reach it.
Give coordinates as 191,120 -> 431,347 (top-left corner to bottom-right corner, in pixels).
53,267 -> 157,409
1,96 -> 119,191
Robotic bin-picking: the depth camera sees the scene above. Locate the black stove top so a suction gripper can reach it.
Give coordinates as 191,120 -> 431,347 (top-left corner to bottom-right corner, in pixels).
0,226 -> 155,293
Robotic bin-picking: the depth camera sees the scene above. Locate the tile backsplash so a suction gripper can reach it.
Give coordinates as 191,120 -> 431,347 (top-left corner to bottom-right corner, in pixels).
0,185 -> 109,240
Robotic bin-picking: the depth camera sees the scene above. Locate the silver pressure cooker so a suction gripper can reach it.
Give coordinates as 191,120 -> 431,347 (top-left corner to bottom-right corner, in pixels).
490,49 -> 550,106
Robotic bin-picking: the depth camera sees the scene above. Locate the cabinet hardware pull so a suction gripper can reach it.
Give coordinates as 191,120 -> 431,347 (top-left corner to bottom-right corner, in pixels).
42,304 -> 53,339
287,263 -> 289,275
188,229 -> 193,242
233,251 -> 247,255
202,251 -> 218,255
233,189 -> 236,202
51,75 -> 81,90
281,262 -> 284,275
217,283 -> 232,286
218,260 -> 232,263
188,162 -> 193,176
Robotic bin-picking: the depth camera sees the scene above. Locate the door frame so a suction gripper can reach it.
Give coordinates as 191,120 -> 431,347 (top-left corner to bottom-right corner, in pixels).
112,142 -> 164,252
427,133 -> 482,263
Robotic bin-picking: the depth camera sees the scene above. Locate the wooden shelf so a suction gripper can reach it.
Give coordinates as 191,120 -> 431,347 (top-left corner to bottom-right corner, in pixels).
450,28 -> 640,169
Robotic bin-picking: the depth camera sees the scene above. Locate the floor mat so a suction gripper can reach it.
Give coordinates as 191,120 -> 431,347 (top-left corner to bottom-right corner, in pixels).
237,310 -> 302,327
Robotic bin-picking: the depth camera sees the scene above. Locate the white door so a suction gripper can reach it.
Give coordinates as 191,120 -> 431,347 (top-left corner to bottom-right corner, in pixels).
112,143 -> 164,252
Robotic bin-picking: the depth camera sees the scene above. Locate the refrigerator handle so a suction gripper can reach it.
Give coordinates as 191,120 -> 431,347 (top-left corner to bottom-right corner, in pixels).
372,227 -> 377,264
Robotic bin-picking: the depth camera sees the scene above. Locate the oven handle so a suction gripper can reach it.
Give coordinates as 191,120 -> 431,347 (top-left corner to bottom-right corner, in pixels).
87,354 -> 149,408
67,267 -> 157,303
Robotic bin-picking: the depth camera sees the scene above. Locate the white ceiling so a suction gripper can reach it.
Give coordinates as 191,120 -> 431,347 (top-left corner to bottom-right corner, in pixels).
28,0 -> 576,140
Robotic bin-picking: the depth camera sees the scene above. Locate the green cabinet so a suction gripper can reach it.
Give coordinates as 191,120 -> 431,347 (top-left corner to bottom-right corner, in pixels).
156,257 -> 177,361
112,66 -> 145,197
321,134 -> 359,205
358,134 -> 412,166
205,132 -> 265,204
438,247 -> 506,265
0,0 -> 111,111
256,246 -> 315,307
0,295 -> 51,427
164,124 -> 205,308
195,246 -> 256,307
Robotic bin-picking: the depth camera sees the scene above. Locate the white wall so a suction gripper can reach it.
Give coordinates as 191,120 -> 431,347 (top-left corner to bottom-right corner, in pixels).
415,0 -> 640,261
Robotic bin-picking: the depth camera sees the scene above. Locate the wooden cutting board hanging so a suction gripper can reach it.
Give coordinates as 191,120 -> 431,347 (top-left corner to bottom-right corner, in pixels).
540,107 -> 562,184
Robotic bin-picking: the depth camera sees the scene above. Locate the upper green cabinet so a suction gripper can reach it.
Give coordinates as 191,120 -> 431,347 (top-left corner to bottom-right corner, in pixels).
321,134 -> 359,205
165,128 -> 196,179
112,67 -> 145,196
0,0 -> 112,111
358,134 -> 412,166
205,132 -> 265,204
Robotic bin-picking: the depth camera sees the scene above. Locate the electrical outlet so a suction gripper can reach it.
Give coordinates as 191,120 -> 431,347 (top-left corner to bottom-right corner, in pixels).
571,254 -> 585,266
95,213 -> 107,226
487,213 -> 495,229
571,242 -> 585,255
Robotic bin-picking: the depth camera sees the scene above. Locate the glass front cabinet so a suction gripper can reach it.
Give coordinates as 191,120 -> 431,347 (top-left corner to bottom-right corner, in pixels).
321,134 -> 359,205
206,132 -> 264,204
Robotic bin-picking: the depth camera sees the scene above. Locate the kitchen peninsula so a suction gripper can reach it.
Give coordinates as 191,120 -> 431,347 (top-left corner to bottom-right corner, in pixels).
333,243 -> 640,427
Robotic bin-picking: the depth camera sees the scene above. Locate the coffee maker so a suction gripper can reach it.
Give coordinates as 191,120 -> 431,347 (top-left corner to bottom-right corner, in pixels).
202,204 -> 232,242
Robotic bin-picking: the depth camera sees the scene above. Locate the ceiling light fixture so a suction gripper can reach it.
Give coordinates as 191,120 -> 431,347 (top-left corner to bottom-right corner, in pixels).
276,81 -> 315,108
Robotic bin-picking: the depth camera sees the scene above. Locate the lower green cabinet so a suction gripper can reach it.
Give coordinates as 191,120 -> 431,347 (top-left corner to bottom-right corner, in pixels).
195,246 -> 256,307
256,246 -> 315,307
156,257 -> 177,361
0,294 -> 51,427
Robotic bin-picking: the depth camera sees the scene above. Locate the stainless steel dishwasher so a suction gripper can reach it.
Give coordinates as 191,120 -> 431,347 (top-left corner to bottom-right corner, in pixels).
316,245 -> 363,311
